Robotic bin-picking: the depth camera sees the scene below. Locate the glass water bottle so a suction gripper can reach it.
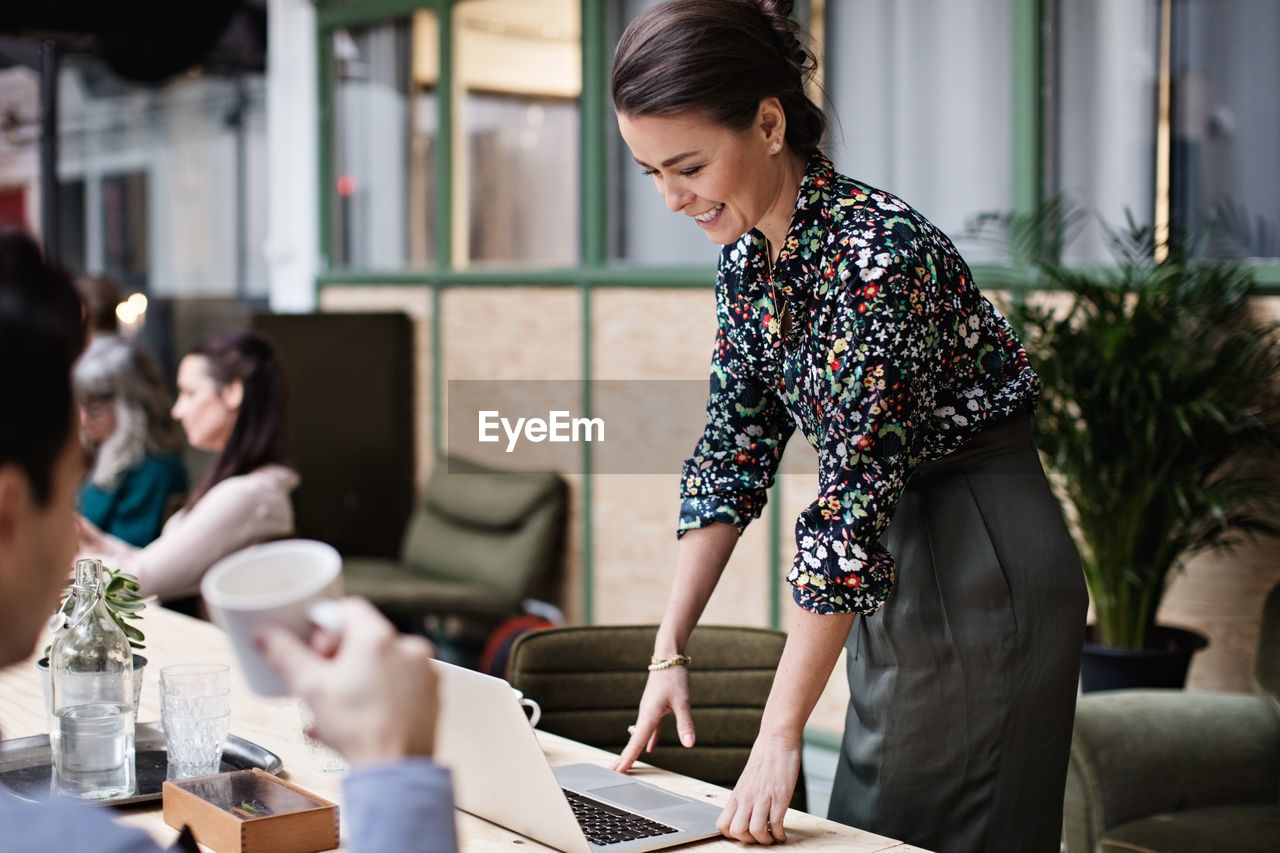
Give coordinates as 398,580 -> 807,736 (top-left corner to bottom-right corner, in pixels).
49,558 -> 135,799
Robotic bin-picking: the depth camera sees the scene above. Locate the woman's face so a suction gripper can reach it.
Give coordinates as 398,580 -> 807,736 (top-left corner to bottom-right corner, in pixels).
616,104 -> 792,246
79,397 -> 117,445
171,355 -> 240,452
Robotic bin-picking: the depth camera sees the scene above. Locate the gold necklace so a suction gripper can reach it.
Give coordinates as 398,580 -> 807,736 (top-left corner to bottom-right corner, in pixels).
765,242 -> 793,341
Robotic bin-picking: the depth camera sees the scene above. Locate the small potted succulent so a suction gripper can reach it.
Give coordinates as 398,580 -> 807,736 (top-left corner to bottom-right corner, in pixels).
39,564 -> 149,710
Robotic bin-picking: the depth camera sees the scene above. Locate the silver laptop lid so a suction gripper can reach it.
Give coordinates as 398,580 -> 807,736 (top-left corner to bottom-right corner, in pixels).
431,660 -> 723,853
433,660 -> 590,853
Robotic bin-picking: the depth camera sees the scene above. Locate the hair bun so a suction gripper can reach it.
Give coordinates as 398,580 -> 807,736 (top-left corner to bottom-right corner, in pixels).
753,0 -> 816,77
612,0 -> 828,156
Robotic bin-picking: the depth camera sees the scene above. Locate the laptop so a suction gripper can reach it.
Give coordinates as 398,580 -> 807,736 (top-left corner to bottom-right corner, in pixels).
432,660 -> 724,853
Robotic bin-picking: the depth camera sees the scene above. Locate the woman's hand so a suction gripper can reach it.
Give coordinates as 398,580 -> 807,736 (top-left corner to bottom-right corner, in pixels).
718,732 -> 802,844
608,665 -> 695,773
76,514 -> 107,552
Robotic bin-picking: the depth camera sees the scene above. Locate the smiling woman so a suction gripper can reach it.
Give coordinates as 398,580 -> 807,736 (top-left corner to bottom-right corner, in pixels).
617,108 -> 807,252
606,2 -> 1087,852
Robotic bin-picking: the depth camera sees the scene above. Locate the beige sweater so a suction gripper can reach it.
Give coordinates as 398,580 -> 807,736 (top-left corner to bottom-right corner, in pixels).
80,464 -> 299,602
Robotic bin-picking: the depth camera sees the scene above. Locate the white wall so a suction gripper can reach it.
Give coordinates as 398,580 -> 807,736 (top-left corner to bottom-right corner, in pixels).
265,0 -> 319,311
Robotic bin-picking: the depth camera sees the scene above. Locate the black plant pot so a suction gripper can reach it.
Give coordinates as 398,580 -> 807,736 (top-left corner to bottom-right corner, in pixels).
1080,625 -> 1209,692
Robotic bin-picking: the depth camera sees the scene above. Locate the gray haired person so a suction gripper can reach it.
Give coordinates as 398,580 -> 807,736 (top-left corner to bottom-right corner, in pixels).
74,335 -> 188,546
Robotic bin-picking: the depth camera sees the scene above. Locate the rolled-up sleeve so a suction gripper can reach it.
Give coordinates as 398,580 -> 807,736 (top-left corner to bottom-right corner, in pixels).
678,322 -> 794,537
787,248 -> 939,615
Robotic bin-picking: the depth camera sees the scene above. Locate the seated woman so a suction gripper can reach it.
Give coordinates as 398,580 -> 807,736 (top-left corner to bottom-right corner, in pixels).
78,330 -> 298,603
74,335 -> 189,547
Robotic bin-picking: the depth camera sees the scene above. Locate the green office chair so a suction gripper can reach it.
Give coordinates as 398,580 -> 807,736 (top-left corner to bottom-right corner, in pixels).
506,624 -> 807,812
343,455 -> 567,650
1062,581 -> 1280,852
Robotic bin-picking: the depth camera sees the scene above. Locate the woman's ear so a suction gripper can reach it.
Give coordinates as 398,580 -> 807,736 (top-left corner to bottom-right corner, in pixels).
757,96 -> 787,151
221,379 -> 244,411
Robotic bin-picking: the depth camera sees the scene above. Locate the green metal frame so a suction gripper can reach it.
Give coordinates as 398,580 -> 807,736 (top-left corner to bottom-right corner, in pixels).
313,0 -> 1280,630
1010,0 -> 1042,218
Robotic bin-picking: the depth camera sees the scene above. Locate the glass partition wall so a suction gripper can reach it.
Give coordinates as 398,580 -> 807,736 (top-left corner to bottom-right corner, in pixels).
326,0 -> 580,271
313,0 -> 1280,278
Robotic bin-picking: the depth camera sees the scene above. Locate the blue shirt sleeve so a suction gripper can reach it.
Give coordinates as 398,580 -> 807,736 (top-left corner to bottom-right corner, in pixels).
0,792 -> 163,853
342,759 -> 458,853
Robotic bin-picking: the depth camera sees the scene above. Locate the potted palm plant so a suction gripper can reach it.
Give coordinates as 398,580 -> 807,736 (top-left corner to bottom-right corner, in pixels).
977,204 -> 1280,689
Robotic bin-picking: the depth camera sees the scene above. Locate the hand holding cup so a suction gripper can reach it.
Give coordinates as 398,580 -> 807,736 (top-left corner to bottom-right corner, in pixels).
200,539 -> 343,696
256,597 -> 441,767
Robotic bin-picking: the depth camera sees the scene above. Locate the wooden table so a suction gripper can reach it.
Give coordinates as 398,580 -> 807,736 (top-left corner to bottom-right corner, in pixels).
0,607 -> 930,852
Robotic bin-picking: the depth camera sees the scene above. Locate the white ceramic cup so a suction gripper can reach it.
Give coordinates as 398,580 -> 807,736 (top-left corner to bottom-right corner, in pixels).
511,688 -> 541,728
200,539 -> 343,696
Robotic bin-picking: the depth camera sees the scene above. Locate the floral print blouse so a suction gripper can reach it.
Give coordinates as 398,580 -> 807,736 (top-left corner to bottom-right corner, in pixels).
677,154 -> 1038,616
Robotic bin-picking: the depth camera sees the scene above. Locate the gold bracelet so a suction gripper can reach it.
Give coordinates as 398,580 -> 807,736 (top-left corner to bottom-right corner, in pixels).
648,654 -> 691,671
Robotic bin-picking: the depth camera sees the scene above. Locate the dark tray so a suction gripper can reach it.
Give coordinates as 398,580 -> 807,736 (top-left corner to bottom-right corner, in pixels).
0,721 -> 282,806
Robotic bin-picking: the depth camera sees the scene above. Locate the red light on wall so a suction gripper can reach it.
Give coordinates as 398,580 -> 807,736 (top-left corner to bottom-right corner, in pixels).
336,174 -> 356,197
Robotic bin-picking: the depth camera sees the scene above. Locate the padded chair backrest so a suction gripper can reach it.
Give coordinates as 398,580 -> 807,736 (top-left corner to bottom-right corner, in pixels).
1255,581 -> 1280,706
399,455 -> 567,604
507,624 -> 806,812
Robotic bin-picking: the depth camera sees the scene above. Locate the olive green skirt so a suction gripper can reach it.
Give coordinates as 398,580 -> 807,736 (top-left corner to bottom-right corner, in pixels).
827,415 -> 1087,853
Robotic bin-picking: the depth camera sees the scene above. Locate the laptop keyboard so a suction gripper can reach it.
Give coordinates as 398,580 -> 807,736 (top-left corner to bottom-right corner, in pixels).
563,789 -> 680,846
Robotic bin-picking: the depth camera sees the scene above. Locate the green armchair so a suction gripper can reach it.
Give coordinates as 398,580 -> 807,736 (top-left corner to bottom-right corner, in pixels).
342,455 -> 567,638
1062,582 -> 1280,852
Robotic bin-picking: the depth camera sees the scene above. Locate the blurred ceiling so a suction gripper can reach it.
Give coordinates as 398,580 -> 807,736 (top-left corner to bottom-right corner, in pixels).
0,0 -> 266,81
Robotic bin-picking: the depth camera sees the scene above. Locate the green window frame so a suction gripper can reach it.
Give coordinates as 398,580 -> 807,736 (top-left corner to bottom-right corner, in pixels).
316,0 -> 1279,287
316,0 -> 710,286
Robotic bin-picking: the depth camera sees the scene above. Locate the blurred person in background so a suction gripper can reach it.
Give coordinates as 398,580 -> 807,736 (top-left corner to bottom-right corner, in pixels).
74,334 -> 189,547
0,228 -> 457,852
74,274 -> 123,342
78,331 -> 299,605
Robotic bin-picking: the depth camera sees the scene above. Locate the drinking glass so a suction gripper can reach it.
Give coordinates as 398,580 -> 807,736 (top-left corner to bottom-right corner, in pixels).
160,664 -> 231,780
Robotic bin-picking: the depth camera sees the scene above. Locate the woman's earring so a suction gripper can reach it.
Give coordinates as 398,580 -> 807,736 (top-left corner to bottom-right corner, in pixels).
771,141 -> 781,153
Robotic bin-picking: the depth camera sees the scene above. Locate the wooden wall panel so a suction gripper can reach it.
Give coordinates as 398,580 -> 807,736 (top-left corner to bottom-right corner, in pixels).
1161,540 -> 1280,693
441,287 -> 581,381
588,289 -> 767,625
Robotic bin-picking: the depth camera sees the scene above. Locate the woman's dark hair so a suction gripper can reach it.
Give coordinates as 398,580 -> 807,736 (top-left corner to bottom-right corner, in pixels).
0,229 -> 85,505
611,0 -> 826,156
74,274 -> 123,335
185,330 -> 289,507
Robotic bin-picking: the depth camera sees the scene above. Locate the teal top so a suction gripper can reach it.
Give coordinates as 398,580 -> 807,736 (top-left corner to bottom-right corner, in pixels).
79,451 -> 189,547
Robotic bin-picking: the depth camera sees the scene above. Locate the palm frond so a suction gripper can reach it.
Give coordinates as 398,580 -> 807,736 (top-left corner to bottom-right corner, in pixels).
980,200 -> 1280,649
